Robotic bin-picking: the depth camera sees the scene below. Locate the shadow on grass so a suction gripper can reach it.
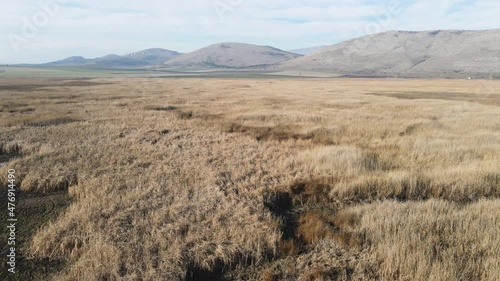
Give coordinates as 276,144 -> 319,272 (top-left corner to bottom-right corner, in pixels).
0,189 -> 71,280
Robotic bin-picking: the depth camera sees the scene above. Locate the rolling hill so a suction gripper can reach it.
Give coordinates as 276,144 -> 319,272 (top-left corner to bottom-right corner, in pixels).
44,48 -> 182,68
164,42 -> 302,69
44,56 -> 92,66
281,29 -> 500,78
124,48 -> 181,65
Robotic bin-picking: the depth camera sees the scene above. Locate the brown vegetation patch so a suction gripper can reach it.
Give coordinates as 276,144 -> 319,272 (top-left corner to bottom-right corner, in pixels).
223,123 -> 344,144
299,267 -> 340,281
296,211 -> 361,248
291,179 -> 332,204
44,94 -> 83,100
24,117 -> 80,128
263,191 -> 309,258
145,105 -> 178,111
307,128 -> 341,145
185,263 -> 228,281
368,91 -> 500,106
4,107 -> 36,114
59,80 -> 113,87
399,122 -> 424,136
260,268 -> 281,281
0,79 -> 112,92
0,85 -> 46,92
264,191 -> 295,239
277,239 -> 301,257
0,143 -> 22,155
296,211 -> 336,245
53,101 -> 79,105
178,110 -> 194,119
225,123 -> 310,142
264,187 -> 361,260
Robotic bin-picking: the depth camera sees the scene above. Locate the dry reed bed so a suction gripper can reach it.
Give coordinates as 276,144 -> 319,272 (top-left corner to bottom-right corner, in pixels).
0,77 -> 499,280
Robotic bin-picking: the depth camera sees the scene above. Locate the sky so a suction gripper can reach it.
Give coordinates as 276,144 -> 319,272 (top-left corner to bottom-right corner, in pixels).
1,0 -> 499,64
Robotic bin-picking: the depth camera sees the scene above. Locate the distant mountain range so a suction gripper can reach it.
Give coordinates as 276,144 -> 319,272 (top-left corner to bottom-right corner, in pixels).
44,48 -> 181,67
39,29 -> 500,78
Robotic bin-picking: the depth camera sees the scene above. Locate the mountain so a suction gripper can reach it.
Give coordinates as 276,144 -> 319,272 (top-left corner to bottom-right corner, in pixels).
281,29 -> 500,78
164,42 -> 302,69
44,56 -> 92,66
124,48 -> 181,65
289,46 -> 328,55
44,48 -> 181,68
85,54 -> 147,67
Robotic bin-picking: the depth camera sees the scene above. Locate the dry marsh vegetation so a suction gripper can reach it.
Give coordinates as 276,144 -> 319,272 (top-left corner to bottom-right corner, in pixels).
0,77 -> 499,280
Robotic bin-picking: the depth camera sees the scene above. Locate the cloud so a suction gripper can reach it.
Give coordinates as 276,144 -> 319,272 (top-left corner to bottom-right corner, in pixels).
0,0 -> 498,63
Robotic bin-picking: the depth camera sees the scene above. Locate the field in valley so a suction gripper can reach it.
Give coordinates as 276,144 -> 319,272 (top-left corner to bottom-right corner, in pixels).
0,77 -> 499,280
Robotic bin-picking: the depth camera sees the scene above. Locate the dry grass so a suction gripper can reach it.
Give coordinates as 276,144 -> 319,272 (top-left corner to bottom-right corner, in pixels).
338,200 -> 500,280
299,268 -> 336,281
0,77 -> 499,280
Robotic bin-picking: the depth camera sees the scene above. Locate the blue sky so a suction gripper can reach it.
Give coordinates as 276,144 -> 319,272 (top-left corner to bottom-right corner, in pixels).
1,0 -> 499,63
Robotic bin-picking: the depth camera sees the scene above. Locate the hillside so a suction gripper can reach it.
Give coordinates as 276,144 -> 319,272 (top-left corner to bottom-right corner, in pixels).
44,48 -> 181,68
124,48 -> 181,65
281,29 -> 500,78
44,56 -> 92,66
164,42 -> 302,69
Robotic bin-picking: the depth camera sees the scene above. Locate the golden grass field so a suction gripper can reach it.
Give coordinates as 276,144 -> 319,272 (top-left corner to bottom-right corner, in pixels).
0,77 -> 499,280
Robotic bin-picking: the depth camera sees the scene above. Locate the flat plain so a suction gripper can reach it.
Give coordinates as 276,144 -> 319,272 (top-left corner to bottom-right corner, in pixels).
0,77 -> 499,280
